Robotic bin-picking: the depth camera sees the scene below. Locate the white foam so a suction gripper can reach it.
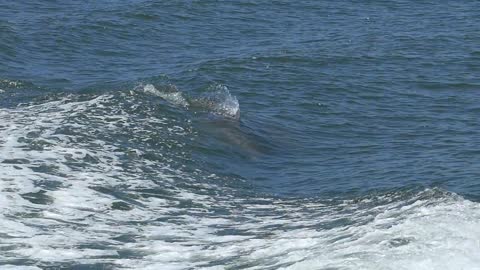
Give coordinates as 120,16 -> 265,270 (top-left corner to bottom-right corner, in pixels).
1,266 -> 41,270
2,93 -> 480,269
274,195 -> 480,270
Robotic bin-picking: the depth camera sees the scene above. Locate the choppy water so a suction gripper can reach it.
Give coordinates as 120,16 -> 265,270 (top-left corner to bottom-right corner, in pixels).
2,1 -> 480,269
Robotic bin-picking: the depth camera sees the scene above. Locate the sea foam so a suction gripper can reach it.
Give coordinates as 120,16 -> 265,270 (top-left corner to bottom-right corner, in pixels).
1,93 -> 480,269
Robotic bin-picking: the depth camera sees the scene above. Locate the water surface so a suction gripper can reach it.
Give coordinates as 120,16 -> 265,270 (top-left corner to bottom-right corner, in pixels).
1,1 -> 480,269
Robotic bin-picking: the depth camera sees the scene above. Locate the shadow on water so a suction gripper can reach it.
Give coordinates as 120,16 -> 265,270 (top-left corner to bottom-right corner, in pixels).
192,115 -> 276,160
138,80 -> 279,161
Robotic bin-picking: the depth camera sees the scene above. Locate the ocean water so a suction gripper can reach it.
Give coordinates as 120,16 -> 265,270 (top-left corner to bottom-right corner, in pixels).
1,1 -> 480,269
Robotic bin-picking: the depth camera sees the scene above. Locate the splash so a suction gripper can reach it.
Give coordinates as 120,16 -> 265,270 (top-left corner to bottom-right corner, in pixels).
142,83 -> 189,108
196,84 -> 240,119
142,82 -> 240,119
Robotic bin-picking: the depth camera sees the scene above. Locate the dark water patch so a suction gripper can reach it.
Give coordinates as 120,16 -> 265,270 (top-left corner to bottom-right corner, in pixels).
20,190 -> 54,205
90,186 -> 145,208
33,178 -> 65,190
2,158 -> 30,164
112,234 -> 138,244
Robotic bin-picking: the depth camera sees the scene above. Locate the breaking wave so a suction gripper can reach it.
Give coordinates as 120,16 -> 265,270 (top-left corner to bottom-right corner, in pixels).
0,89 -> 480,269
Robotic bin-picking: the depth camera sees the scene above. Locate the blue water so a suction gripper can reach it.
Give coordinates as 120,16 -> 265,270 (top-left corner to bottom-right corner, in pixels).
2,1 -> 480,269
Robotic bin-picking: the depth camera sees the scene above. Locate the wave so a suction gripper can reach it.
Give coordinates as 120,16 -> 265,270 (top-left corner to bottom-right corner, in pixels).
114,188 -> 480,270
0,85 -> 478,269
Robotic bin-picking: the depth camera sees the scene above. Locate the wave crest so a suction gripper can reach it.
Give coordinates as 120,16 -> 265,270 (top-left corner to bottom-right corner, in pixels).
141,82 -> 240,119
142,83 -> 189,108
